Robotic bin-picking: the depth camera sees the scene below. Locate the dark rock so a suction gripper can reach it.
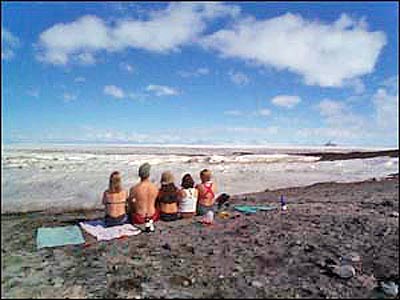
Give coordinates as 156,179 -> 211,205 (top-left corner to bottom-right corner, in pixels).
304,243 -> 316,252
162,243 -> 171,251
381,200 -> 393,207
389,211 -> 399,218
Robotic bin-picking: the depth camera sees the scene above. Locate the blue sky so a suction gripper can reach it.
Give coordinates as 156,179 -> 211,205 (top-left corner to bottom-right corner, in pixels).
2,2 -> 398,147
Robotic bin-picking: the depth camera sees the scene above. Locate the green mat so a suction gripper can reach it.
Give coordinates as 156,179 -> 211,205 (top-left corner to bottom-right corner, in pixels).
37,225 -> 85,249
234,205 -> 278,214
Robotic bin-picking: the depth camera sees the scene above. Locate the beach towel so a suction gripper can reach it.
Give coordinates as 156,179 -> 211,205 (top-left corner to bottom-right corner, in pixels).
79,220 -> 141,241
234,205 -> 278,214
36,225 -> 85,249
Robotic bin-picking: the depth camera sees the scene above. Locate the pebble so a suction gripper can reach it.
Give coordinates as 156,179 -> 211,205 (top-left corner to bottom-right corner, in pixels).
234,265 -> 244,273
304,243 -> 316,252
162,243 -> 171,251
332,265 -> 356,279
381,281 -> 398,297
389,211 -> 399,218
251,280 -> 263,288
53,277 -> 64,288
183,280 -> 190,287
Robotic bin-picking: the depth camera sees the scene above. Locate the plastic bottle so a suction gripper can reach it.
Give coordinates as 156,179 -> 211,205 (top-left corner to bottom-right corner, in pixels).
149,219 -> 155,232
280,195 -> 287,211
144,216 -> 151,233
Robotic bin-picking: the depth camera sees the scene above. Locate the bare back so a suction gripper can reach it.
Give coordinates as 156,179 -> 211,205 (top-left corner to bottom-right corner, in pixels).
103,190 -> 127,218
196,181 -> 218,206
129,180 -> 159,217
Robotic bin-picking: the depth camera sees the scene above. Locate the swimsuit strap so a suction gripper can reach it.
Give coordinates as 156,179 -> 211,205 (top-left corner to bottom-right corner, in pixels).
106,200 -> 126,205
201,183 -> 215,199
105,191 -> 127,205
158,190 -> 178,204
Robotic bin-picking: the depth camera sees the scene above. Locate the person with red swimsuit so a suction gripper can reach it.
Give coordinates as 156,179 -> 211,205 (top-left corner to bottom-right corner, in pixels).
195,169 -> 218,216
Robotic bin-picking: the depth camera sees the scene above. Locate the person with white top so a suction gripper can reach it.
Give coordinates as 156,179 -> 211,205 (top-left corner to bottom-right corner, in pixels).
178,174 -> 198,218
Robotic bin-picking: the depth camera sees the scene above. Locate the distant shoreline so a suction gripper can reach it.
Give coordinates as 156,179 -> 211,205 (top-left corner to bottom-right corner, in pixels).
294,149 -> 399,161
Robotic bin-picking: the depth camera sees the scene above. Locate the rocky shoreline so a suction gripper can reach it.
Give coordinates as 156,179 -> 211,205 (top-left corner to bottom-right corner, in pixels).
1,176 -> 399,298
295,149 -> 399,161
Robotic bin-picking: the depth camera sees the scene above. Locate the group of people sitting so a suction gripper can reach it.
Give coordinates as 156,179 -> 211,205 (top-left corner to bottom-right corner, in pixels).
102,162 -> 218,227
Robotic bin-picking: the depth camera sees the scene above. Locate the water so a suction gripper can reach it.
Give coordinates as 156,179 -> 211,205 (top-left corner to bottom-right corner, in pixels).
1,144 -> 398,213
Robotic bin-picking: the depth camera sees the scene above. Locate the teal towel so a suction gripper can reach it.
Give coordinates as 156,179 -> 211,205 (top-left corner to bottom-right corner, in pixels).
37,225 -> 85,249
234,205 -> 277,214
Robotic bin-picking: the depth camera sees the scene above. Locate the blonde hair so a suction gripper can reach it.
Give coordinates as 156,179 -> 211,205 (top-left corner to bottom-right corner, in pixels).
108,171 -> 122,193
160,171 -> 175,185
200,169 -> 212,182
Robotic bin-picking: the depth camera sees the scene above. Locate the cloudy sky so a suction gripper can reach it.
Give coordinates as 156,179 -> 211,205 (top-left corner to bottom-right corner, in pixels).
2,2 -> 398,147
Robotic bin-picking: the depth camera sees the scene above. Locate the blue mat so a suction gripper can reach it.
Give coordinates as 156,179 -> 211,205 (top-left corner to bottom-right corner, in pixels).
234,205 -> 278,214
37,225 -> 85,249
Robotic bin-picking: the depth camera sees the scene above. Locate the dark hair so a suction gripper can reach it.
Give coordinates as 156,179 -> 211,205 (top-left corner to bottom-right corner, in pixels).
181,173 -> 195,189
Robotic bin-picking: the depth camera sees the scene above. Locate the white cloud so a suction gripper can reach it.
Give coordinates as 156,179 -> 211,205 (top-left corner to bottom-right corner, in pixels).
201,13 -> 386,87
128,92 -> 150,102
256,109 -> 271,116
346,78 -> 366,95
2,28 -> 20,60
373,88 -> 398,133
74,76 -> 86,83
76,52 -> 96,65
36,15 -> 109,65
36,3 -> 240,65
104,85 -> 125,98
228,70 -> 249,86
316,98 -> 365,129
304,85 -> 398,146
297,127 -> 358,140
27,88 -> 40,98
178,67 -> 209,77
120,62 -> 134,73
224,110 -> 243,116
381,75 -> 398,94
271,95 -> 301,108
225,126 -> 278,135
225,108 -> 271,117
146,84 -> 179,96
63,93 -> 77,102
317,99 -> 346,117
196,67 -> 209,75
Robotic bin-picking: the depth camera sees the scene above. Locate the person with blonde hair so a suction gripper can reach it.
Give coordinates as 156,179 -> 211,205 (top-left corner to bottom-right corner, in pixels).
102,171 -> 128,227
157,171 -> 180,222
196,169 -> 218,216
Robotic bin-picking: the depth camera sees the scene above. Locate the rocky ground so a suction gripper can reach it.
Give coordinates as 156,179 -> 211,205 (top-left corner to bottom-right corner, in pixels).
1,175 -> 399,299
